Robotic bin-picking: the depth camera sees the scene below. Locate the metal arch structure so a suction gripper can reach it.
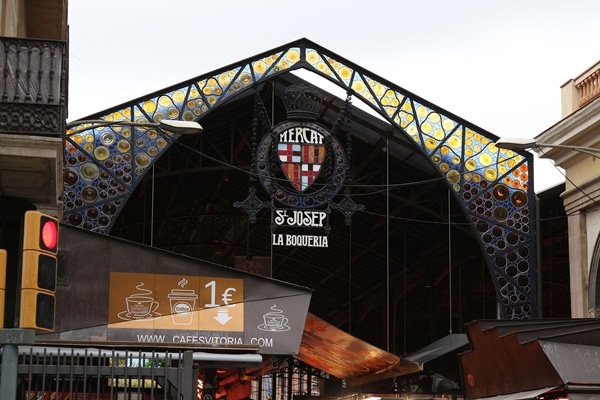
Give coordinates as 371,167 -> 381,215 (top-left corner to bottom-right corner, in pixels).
64,38 -> 538,319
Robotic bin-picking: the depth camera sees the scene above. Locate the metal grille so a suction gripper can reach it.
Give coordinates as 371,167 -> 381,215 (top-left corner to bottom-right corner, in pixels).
8,346 -> 199,400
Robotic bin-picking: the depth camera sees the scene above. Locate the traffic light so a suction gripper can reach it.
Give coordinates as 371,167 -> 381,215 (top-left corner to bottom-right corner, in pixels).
0,249 -> 6,329
19,211 -> 58,332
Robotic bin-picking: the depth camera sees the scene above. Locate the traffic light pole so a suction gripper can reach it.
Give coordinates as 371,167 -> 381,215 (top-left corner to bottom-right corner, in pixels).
0,329 -> 35,399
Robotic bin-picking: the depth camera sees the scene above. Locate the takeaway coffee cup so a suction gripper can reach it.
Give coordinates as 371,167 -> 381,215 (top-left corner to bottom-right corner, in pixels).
168,289 -> 198,325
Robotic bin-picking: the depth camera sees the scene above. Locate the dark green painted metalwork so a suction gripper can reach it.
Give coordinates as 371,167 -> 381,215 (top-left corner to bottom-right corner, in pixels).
63,38 -> 538,319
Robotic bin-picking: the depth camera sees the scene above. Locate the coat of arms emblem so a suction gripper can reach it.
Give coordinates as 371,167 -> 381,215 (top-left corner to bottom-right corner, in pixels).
254,85 -> 348,208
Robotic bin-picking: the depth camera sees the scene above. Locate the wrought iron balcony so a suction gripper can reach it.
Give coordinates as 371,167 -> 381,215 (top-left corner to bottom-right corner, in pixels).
0,36 -> 67,137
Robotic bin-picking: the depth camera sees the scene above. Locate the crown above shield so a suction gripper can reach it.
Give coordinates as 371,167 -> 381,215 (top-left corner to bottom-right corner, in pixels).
284,84 -> 322,121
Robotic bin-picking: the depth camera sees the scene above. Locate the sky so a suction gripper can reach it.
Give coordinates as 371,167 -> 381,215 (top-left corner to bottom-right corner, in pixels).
67,0 -> 600,192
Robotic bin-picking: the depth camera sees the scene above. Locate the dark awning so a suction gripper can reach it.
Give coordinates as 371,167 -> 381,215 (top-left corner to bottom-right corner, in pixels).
296,313 -> 422,387
460,319 -> 600,399
404,333 -> 469,365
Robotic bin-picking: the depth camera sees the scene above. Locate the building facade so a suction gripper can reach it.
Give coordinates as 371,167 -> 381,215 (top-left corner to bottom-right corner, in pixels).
535,61 -> 600,318
0,0 -> 67,217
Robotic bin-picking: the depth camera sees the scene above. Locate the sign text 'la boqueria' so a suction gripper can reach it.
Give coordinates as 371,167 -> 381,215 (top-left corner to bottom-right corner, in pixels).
272,234 -> 328,247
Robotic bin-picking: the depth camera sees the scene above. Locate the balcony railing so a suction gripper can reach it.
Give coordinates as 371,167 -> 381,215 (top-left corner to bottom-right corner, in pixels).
0,36 -> 67,136
576,66 -> 600,107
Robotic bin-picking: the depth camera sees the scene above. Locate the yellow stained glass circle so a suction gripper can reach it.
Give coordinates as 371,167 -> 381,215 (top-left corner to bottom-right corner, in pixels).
240,73 -> 252,85
135,153 -> 150,167
479,153 -> 493,166
307,50 -> 319,64
254,60 -> 267,74
218,74 -> 230,86
339,66 -> 352,80
421,122 -> 432,134
173,91 -> 184,103
484,168 -> 498,181
94,146 -> 109,161
447,169 -> 460,184
466,159 -> 477,171
117,140 -> 131,153
440,163 -> 449,172
429,113 -> 441,124
167,107 -> 179,118
442,119 -> 454,130
143,100 -> 157,113
352,80 -> 365,92
159,96 -> 171,107
286,49 -> 300,63
373,83 -> 385,96
448,136 -> 461,148
425,138 -> 437,150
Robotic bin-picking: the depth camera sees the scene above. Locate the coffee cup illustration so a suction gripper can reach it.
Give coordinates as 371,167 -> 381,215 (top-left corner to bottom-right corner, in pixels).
118,282 -> 161,321
168,289 -> 198,325
264,313 -> 288,329
125,296 -> 159,319
258,305 -> 290,331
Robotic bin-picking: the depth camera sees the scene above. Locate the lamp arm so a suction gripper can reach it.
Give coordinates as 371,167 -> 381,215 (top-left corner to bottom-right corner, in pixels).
66,119 -> 160,133
535,143 -> 600,157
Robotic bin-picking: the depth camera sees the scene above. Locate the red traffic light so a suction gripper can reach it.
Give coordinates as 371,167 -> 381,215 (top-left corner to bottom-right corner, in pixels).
41,218 -> 58,251
20,211 -> 59,332
23,211 -> 59,254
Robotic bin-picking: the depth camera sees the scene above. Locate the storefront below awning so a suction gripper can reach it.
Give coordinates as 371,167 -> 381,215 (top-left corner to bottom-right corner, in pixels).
469,386 -> 561,400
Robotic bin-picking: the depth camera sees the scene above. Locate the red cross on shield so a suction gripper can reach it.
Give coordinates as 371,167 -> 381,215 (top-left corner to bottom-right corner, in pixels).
277,143 -> 326,192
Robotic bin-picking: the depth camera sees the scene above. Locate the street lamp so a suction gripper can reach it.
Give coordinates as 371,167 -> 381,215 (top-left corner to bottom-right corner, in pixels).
496,137 -> 600,157
66,119 -> 203,135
